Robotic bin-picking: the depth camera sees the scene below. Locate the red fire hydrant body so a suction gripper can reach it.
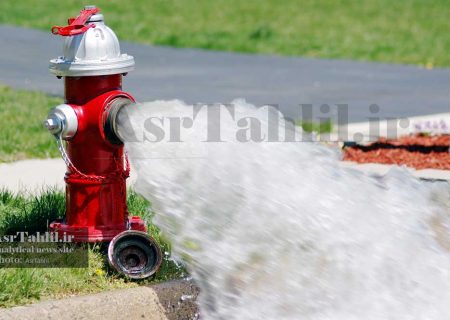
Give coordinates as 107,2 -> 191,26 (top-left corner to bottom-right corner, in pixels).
45,7 -> 146,242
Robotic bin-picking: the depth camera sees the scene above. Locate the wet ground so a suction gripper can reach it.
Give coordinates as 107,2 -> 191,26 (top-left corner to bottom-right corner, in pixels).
153,278 -> 200,320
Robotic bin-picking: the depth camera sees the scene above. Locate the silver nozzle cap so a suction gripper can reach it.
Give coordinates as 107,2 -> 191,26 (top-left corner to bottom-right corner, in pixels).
45,104 -> 78,140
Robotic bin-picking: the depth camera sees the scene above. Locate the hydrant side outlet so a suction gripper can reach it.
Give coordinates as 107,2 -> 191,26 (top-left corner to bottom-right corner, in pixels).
46,6 -> 146,242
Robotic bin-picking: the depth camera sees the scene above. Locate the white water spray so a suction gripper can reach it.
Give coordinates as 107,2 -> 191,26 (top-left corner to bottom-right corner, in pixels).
118,100 -> 450,320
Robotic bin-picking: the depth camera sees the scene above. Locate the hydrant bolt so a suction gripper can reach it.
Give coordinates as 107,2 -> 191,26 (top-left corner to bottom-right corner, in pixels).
44,116 -> 62,135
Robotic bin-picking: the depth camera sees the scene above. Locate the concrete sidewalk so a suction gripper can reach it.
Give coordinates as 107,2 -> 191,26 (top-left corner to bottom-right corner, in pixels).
1,154 -> 449,196
339,112 -> 450,141
0,279 -> 199,320
0,25 -> 448,122
0,111 -> 449,194
0,158 -> 137,194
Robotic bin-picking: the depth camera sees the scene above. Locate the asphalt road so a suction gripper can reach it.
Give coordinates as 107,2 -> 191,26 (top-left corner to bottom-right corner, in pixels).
0,25 -> 448,122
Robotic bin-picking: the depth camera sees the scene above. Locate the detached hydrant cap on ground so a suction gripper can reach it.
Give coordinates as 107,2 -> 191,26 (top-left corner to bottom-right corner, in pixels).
49,5 -> 134,77
108,230 -> 163,279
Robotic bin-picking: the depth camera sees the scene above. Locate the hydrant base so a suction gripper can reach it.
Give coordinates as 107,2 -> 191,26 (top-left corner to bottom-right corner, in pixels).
49,216 -> 147,242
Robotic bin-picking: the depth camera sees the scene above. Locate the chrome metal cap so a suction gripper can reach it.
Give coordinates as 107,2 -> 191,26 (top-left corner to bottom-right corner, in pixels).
49,10 -> 134,77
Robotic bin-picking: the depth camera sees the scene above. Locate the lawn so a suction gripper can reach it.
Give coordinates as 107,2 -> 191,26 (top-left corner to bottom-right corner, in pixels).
0,0 -> 448,66
0,85 -> 61,162
0,189 -> 185,307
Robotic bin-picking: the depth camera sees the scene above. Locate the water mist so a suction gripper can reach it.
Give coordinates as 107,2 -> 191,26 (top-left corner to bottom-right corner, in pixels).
117,100 -> 450,320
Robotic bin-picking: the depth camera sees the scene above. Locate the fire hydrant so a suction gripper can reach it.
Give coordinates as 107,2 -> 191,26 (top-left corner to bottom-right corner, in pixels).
44,6 -> 162,279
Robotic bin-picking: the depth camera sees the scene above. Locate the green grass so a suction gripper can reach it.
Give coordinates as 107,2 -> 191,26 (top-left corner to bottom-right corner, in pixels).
297,120 -> 333,134
0,0 -> 448,66
0,85 -> 62,162
0,189 -> 185,308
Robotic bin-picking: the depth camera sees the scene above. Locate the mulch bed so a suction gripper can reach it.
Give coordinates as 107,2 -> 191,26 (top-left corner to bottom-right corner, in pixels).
343,134 -> 450,170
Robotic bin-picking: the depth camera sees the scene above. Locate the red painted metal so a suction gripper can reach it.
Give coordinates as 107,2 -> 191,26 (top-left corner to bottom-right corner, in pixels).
49,75 -> 146,242
64,75 -> 122,105
51,7 -> 99,36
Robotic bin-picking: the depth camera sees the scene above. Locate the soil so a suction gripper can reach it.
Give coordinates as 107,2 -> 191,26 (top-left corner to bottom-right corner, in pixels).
343,134 -> 450,170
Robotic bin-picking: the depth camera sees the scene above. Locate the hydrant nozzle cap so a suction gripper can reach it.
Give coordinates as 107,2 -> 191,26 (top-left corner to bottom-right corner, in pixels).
45,104 -> 78,140
49,7 -> 134,77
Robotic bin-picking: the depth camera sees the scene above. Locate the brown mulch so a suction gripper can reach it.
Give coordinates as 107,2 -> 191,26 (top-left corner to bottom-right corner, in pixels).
343,134 -> 450,170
